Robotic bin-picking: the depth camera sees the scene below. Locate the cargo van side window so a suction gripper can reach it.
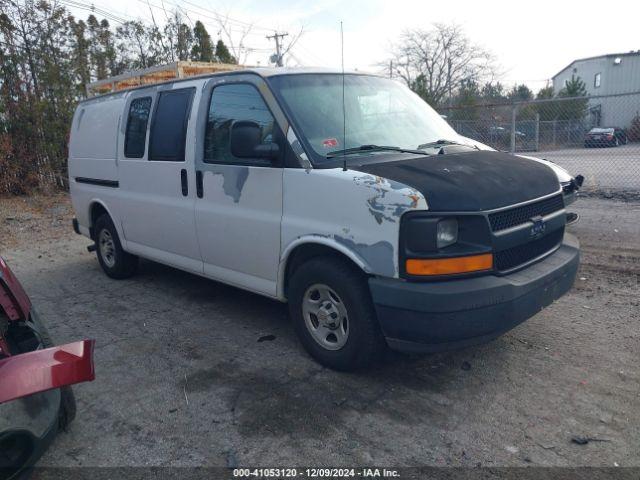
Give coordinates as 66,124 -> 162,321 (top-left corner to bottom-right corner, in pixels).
124,97 -> 152,158
149,88 -> 194,162
204,83 -> 275,164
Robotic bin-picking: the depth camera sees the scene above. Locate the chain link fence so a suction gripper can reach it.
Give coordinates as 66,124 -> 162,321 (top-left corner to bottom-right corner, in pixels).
439,91 -> 640,197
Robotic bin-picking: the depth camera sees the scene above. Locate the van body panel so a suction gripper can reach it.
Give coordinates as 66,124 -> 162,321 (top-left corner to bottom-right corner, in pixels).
69,95 -> 124,238
195,165 -> 283,297
193,74 -> 287,297
280,168 -> 427,286
116,82 -> 202,272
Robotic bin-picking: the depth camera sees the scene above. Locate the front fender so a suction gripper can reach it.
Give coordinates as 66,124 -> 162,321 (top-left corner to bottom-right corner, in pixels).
279,168 -> 429,300
277,236 -> 373,300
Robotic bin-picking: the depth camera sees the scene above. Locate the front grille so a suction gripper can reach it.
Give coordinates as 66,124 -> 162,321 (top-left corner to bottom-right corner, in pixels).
489,194 -> 564,232
494,228 -> 564,271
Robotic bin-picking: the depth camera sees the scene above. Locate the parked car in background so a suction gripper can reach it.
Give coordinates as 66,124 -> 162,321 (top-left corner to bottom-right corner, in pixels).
0,256 -> 94,480
584,127 -> 628,147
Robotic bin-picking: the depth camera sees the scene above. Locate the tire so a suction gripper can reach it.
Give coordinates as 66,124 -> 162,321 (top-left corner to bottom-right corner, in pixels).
94,214 -> 138,279
288,256 -> 386,371
58,387 -> 77,431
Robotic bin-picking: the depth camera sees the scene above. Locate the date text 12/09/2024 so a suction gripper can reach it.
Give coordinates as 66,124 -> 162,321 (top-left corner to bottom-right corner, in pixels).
233,468 -> 400,478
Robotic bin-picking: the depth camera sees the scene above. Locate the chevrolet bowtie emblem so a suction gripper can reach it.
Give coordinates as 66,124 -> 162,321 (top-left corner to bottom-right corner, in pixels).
530,215 -> 546,238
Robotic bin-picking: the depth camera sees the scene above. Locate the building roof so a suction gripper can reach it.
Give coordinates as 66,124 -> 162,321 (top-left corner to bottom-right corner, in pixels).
552,51 -> 640,79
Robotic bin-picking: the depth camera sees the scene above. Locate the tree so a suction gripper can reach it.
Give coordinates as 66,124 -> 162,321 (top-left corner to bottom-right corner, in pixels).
481,81 -> 506,102
176,23 -> 193,61
508,84 -> 533,102
536,85 -> 554,100
191,21 -> 214,62
557,75 -> 588,120
508,84 -> 535,119
69,17 -> 90,94
115,20 -> 155,70
215,39 -> 235,64
0,0 -> 251,194
534,85 -> 556,121
86,15 -> 115,80
449,79 -> 481,121
388,23 -> 496,106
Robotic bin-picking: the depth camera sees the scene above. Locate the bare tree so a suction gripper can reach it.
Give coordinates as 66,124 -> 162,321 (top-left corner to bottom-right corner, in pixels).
388,23 -> 497,106
215,13 -> 253,65
280,26 -> 304,67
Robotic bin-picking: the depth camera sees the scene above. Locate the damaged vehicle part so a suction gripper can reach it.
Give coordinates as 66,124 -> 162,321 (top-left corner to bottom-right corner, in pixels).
0,256 -> 95,479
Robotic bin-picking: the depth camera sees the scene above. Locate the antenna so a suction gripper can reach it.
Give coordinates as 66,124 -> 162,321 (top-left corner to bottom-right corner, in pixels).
341,21 -> 347,172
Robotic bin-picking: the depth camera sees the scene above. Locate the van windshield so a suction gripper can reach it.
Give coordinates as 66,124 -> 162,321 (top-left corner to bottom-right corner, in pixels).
268,74 -> 465,164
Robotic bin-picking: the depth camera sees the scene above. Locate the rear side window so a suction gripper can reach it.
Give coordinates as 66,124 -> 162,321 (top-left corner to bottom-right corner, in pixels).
204,83 -> 276,164
149,88 -> 194,161
124,97 -> 152,158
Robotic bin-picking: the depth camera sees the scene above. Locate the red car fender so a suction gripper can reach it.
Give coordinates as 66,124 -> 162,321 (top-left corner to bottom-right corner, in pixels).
0,256 -> 31,320
0,340 -> 95,403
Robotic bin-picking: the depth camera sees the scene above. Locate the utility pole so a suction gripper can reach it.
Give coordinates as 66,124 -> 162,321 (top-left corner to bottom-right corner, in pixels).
266,32 -> 289,67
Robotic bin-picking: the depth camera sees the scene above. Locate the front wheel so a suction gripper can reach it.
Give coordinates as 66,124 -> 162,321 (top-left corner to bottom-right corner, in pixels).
288,257 -> 386,371
94,214 -> 138,279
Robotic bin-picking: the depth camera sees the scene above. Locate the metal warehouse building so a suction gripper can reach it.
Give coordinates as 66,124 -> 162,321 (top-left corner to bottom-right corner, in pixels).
552,51 -> 640,129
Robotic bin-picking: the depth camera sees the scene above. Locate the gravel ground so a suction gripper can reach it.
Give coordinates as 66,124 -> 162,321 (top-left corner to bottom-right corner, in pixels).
0,194 -> 638,469
537,143 -> 640,192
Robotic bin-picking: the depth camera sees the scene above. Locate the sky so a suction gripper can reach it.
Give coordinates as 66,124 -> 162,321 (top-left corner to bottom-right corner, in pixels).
67,0 -> 640,93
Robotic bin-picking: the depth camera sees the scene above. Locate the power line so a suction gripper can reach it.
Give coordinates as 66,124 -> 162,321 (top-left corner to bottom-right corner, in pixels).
59,0 -> 129,24
266,31 -> 288,67
59,0 -> 296,65
177,0 -> 276,33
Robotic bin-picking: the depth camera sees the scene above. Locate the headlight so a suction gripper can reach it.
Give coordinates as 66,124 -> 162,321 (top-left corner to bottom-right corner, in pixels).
436,219 -> 458,249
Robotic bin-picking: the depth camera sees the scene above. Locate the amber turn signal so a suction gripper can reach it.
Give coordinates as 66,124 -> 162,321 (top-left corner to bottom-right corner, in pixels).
406,253 -> 493,276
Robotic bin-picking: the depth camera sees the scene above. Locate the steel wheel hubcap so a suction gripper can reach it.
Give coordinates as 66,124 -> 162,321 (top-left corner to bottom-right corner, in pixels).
98,229 -> 116,268
302,284 -> 349,350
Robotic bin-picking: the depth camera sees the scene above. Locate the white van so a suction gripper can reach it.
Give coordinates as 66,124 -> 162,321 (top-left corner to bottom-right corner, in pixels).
69,68 -> 581,370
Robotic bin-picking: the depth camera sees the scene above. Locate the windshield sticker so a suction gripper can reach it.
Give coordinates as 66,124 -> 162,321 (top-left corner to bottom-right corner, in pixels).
322,138 -> 339,148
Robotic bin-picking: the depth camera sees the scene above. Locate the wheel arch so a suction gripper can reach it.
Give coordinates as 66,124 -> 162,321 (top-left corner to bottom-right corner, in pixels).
87,200 -> 119,241
277,237 -> 372,301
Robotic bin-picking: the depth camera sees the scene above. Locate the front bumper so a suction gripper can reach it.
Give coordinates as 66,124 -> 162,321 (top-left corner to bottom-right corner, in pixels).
370,233 -> 580,353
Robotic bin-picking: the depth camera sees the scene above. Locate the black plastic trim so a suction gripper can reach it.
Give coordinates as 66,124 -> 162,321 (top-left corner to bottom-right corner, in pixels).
372,234 -> 580,352
75,177 -> 119,188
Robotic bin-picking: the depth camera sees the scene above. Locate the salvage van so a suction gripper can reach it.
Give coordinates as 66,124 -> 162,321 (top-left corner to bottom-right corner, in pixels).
68,68 -> 581,370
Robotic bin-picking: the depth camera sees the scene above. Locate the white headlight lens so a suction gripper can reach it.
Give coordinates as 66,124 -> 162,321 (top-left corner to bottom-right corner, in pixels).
437,219 -> 458,249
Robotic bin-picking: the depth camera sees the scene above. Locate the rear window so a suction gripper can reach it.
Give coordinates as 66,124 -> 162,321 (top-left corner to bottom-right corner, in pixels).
590,128 -> 614,134
149,88 -> 194,161
124,97 -> 152,158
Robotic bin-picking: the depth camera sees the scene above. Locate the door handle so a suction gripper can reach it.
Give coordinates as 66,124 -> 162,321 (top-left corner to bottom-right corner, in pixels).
196,170 -> 203,198
180,169 -> 188,196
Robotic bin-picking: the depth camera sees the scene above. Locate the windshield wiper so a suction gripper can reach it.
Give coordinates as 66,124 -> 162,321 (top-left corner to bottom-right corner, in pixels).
326,144 -> 427,158
417,139 -> 479,150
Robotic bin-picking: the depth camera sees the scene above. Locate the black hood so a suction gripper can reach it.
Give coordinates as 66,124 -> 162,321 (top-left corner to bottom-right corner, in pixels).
352,150 -> 560,211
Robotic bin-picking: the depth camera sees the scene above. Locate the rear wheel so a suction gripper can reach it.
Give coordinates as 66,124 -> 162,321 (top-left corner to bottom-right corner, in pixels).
288,257 -> 386,371
94,214 -> 138,279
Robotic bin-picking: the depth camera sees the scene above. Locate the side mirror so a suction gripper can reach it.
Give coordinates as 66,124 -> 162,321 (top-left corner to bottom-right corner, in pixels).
230,120 -> 279,160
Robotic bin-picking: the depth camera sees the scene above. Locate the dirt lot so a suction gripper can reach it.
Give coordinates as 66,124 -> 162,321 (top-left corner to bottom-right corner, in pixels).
0,193 -> 638,469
